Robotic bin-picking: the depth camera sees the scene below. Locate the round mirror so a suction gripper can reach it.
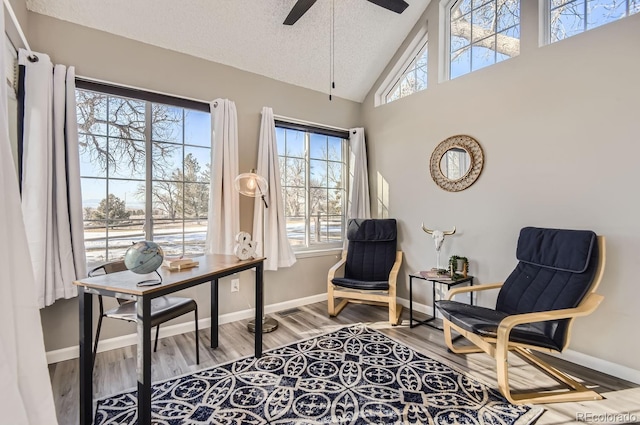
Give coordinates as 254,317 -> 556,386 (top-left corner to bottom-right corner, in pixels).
439,147 -> 471,181
430,135 -> 484,192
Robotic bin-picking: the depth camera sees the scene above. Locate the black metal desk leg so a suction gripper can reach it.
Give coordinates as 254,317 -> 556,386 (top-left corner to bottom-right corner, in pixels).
255,262 -> 263,358
136,296 -> 152,425
432,282 -> 437,321
79,287 -> 93,425
409,276 -> 414,327
211,279 -> 219,348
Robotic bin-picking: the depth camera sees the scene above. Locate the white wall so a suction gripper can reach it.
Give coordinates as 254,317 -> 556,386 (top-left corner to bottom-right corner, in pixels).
362,2 -> 640,373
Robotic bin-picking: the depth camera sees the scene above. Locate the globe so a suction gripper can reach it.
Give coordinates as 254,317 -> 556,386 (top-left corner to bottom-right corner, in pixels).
124,241 -> 164,274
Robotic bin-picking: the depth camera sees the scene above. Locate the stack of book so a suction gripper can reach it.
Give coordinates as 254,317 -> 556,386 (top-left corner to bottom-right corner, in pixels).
162,257 -> 199,271
420,269 -> 451,279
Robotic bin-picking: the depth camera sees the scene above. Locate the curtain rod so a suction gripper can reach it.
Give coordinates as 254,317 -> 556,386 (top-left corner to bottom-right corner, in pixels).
273,114 -> 350,133
3,0 -> 31,52
77,75 -> 209,105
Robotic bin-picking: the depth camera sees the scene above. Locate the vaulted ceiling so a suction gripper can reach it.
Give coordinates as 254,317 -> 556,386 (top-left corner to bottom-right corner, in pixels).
26,0 -> 431,102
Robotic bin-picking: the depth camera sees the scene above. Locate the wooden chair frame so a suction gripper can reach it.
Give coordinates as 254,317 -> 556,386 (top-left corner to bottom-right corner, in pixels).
328,250 -> 403,325
441,236 -> 606,405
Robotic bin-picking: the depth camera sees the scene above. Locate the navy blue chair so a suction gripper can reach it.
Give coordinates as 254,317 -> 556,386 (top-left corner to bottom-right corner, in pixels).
435,227 -> 606,404
328,219 -> 403,325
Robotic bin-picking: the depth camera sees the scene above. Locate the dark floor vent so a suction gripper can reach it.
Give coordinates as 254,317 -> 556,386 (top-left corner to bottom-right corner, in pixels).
277,307 -> 302,317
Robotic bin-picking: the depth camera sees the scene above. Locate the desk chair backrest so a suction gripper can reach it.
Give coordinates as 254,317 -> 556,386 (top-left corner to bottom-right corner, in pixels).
89,260 -> 128,276
345,219 -> 397,283
88,260 -> 129,305
496,227 -> 600,351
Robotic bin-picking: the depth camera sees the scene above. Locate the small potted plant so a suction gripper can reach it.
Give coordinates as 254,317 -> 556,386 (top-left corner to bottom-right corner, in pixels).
449,255 -> 468,279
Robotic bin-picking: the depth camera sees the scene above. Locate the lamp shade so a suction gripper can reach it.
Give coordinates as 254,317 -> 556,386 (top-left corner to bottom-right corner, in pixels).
234,170 -> 268,198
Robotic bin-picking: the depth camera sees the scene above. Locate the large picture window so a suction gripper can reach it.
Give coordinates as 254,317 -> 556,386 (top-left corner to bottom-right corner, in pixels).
76,83 -> 211,267
276,123 -> 348,250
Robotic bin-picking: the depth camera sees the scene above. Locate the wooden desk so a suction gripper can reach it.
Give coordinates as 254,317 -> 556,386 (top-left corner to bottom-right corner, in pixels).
73,254 -> 265,425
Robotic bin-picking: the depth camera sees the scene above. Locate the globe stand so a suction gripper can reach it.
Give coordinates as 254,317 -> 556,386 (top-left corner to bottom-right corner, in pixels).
247,316 -> 279,333
136,270 -> 163,287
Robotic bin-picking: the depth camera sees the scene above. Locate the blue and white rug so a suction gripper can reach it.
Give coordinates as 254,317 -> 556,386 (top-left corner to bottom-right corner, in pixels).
95,325 -> 543,424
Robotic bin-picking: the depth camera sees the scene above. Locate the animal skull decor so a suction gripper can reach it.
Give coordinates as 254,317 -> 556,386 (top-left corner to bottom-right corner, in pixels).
421,224 -> 456,269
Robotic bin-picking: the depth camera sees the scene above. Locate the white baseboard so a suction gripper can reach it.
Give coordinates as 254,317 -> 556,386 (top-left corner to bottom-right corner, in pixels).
45,293 -> 328,365
549,349 -> 640,385
48,293 -> 640,385
397,296 -> 433,316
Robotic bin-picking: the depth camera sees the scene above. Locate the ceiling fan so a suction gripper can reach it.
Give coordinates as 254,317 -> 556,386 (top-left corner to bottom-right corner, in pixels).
283,0 -> 409,25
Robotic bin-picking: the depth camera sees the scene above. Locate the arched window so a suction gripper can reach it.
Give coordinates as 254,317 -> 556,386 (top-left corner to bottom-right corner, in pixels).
376,26 -> 428,106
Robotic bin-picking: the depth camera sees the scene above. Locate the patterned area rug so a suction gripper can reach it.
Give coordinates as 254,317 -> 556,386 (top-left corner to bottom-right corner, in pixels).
95,325 -> 543,424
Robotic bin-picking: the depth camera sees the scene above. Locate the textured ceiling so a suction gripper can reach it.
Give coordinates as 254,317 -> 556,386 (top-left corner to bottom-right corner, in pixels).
26,0 -> 430,102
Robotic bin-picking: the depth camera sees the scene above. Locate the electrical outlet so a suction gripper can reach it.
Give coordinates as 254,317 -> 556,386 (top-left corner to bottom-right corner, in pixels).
231,278 -> 240,292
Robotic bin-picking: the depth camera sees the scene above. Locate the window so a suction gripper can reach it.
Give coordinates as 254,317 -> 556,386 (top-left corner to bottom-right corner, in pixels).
276,122 -> 348,250
76,83 -> 211,267
446,0 -> 520,79
376,25 -> 428,106
548,0 -> 639,43
385,38 -> 428,104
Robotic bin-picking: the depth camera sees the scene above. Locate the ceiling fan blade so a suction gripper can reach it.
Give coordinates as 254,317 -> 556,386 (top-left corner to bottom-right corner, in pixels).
367,0 -> 409,14
283,0 -> 318,25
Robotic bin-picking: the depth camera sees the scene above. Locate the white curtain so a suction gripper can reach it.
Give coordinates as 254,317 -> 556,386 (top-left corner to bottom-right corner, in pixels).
0,8 -> 59,423
348,127 -> 371,219
206,99 -> 240,255
253,107 -> 296,271
19,49 -> 86,309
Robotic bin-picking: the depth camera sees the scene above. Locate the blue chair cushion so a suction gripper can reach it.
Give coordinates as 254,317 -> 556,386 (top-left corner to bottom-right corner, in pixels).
331,277 -> 389,291
347,218 -> 397,242
341,219 -> 398,284
516,227 -> 596,273
435,300 -> 563,351
497,228 -> 598,317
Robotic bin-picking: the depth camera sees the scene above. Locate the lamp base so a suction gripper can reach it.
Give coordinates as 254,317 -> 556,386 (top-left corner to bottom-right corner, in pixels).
247,316 -> 279,333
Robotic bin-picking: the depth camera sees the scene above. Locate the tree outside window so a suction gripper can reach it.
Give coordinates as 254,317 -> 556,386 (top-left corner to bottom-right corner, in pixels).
77,88 -> 211,266
277,126 -> 347,250
448,0 -> 521,79
549,0 -> 639,43
385,39 -> 428,104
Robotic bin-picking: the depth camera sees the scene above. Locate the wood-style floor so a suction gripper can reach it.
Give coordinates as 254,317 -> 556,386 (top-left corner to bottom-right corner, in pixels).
49,302 -> 640,425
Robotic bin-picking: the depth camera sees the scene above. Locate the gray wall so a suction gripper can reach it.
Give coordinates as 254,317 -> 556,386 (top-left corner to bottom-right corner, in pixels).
362,2 -> 640,371
27,12 -> 360,352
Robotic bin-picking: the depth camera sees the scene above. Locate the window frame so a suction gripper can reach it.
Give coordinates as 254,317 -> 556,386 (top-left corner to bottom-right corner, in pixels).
275,119 -> 350,252
375,24 -> 429,106
543,0 -> 640,45
442,0 -> 521,81
76,80 -> 211,266
5,36 -> 18,174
